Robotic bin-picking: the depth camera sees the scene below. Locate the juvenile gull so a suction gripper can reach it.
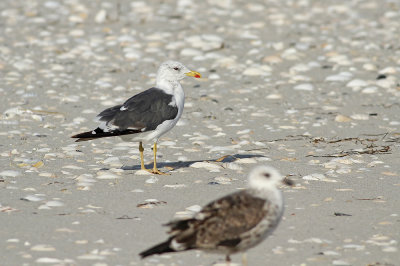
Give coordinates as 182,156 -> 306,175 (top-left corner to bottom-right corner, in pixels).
72,61 -> 201,174
139,165 -> 294,263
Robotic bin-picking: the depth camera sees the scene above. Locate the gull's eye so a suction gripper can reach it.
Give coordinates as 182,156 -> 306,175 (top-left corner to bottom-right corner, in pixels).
263,173 -> 270,178
173,67 -> 180,71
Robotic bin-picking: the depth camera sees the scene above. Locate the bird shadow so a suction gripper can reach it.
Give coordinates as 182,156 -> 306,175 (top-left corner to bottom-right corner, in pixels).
118,154 -> 265,172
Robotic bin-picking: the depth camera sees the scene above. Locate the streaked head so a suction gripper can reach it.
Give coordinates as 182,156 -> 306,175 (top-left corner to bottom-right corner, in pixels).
248,165 -> 294,190
157,61 -> 201,82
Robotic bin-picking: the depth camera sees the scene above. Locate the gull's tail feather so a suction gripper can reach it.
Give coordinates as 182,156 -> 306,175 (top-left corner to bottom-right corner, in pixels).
71,127 -> 140,142
139,238 -> 175,259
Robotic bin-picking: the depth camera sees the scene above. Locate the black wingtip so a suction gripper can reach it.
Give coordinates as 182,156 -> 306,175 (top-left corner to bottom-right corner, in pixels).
139,239 -> 175,259
71,128 -> 110,142
71,127 -> 141,142
71,135 -> 93,142
71,130 -> 95,140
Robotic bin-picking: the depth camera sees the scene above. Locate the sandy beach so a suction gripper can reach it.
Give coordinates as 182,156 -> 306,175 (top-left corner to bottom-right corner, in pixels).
0,0 -> 399,265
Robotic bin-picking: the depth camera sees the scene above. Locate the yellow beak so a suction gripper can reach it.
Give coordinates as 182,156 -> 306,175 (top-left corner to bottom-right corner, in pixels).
185,71 -> 201,78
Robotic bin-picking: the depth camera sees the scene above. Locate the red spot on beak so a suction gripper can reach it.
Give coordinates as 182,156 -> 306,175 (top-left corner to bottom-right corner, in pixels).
195,74 -> 201,78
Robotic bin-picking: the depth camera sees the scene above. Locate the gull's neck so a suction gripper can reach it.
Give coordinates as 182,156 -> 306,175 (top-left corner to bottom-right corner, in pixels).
249,183 -> 282,201
156,78 -> 181,95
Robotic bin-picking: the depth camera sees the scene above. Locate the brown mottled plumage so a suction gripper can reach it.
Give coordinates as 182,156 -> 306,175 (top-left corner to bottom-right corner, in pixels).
139,165 -> 294,263
169,191 -> 268,251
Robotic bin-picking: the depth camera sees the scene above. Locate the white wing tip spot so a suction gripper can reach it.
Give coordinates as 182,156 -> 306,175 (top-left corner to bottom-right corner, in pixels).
171,239 -> 186,251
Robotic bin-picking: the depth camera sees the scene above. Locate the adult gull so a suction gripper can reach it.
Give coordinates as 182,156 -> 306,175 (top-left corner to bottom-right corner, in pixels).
72,61 -> 201,174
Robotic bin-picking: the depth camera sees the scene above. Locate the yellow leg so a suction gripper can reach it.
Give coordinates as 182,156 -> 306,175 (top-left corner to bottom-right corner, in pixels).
242,253 -> 247,266
139,142 -> 147,170
151,142 -> 168,175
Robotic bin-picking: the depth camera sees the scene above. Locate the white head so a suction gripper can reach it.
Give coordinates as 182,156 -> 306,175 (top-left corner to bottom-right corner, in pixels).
248,165 -> 293,191
156,61 -> 201,84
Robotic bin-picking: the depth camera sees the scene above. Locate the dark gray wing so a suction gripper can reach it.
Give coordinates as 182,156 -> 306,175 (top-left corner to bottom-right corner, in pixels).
166,191 -> 268,250
98,87 -> 178,132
